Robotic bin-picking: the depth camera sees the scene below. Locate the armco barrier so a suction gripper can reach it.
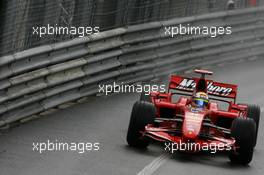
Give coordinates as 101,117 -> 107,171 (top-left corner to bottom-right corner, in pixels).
0,6 -> 264,127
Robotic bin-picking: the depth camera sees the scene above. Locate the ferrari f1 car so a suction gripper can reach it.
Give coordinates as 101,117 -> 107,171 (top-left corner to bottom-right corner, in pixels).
127,69 -> 260,164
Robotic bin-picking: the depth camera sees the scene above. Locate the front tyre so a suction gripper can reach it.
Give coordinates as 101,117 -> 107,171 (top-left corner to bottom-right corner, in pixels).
229,118 -> 256,164
127,101 -> 156,148
246,104 -> 260,147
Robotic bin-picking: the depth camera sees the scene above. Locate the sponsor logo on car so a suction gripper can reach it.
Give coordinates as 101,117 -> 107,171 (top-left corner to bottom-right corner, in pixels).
176,79 -> 233,96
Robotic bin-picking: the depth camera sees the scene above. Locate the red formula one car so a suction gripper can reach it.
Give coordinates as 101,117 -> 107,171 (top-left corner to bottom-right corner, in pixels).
127,69 -> 260,164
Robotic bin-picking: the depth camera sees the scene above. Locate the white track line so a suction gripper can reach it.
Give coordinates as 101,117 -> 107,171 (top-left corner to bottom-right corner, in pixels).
137,153 -> 170,175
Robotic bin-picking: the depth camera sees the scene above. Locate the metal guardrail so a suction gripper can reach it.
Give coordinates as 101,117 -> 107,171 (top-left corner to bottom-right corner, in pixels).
0,6 -> 264,127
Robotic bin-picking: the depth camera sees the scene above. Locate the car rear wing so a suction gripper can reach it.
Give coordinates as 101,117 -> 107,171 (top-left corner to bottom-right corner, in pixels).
169,75 -> 238,100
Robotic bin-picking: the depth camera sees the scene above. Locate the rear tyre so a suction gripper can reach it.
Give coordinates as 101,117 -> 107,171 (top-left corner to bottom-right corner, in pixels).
229,118 -> 256,164
246,104 -> 260,147
127,101 -> 156,148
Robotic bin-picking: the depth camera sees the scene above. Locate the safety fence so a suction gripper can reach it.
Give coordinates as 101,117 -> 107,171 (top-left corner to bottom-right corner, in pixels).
0,0 -> 260,56
0,6 -> 264,127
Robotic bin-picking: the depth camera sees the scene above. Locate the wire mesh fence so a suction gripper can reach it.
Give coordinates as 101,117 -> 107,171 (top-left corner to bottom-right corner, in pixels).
0,0 -> 262,56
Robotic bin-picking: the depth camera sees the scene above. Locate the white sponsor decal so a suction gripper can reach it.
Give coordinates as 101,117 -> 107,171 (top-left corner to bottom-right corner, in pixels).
176,79 -> 233,96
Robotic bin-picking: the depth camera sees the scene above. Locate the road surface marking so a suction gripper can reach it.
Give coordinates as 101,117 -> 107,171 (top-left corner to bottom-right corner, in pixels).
137,153 -> 170,175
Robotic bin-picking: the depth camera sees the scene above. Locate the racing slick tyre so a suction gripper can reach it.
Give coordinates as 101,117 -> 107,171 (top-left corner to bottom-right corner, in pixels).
229,118 -> 256,164
140,92 -> 151,102
246,104 -> 260,147
127,101 -> 156,148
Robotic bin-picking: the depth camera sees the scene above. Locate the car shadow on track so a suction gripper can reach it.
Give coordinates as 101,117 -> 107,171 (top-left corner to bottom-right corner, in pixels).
123,144 -> 162,158
170,151 -> 252,169
123,141 -> 253,170
125,142 -> 252,167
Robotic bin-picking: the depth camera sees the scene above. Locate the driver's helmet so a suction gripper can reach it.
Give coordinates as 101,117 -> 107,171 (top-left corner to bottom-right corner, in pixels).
192,92 -> 209,108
